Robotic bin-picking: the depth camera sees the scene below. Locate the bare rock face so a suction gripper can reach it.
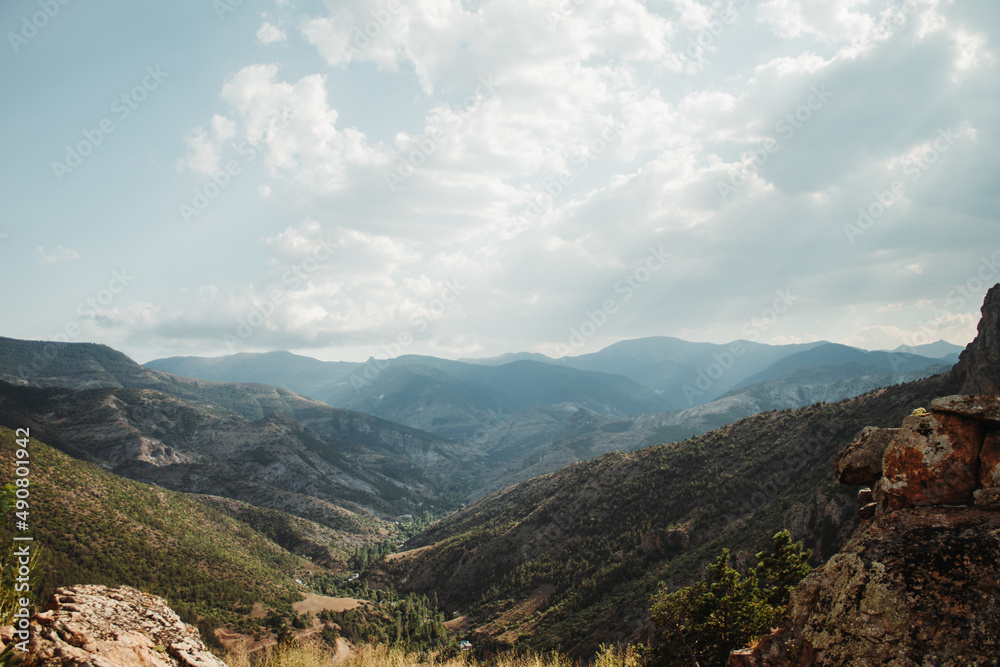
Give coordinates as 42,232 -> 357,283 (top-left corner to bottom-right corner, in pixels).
876,411 -> 984,510
20,585 -> 228,667
953,283 -> 1000,395
834,427 -> 896,485
742,507 -> 1000,666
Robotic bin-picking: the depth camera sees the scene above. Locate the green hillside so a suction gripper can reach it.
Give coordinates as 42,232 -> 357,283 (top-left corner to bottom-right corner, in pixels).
0,427 -> 351,634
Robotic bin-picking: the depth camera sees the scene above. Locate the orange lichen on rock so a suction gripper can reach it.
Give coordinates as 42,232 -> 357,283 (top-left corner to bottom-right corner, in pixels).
876,410 -> 984,510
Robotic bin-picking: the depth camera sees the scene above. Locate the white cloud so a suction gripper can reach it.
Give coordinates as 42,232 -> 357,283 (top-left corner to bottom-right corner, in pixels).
257,22 -> 287,45
757,0 -> 878,44
37,246 -> 81,264
301,0 -> 679,93
152,0 -> 1000,360
177,115 -> 236,175
877,303 -> 904,313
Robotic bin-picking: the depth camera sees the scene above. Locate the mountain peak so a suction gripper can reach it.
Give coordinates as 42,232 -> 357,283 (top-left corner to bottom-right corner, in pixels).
953,283 -> 1000,395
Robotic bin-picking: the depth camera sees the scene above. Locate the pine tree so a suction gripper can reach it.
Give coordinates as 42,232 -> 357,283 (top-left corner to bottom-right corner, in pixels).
649,530 -> 813,666
650,549 -> 771,666
755,529 -> 812,615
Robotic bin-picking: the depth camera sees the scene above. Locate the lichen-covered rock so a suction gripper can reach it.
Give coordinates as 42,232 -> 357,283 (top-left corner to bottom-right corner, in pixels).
834,427 -> 897,485
19,585 -> 228,667
746,506 -> 1000,665
876,411 -> 984,510
931,395 -> 1000,422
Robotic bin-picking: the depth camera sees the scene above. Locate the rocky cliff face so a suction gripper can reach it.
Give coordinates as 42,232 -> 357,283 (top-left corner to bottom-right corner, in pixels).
953,283 -> 1000,395
15,585 -> 227,667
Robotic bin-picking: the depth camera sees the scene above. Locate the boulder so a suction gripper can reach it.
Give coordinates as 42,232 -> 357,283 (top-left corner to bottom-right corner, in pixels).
876,411 -> 984,511
17,585 -> 228,667
973,486 -> 1000,509
834,427 -> 897,485
931,395 -> 1000,423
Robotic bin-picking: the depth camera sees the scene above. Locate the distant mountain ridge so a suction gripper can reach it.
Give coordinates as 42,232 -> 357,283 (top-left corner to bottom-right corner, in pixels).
886,339 -> 965,358
0,332 -> 963,527
147,337 -> 956,433
145,337 -> 956,490
731,342 -> 959,390
0,336 -> 485,523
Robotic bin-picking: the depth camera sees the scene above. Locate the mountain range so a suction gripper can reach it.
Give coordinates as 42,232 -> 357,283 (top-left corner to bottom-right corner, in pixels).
0,337 -> 483,522
0,313 -> 981,659
146,338 -> 958,493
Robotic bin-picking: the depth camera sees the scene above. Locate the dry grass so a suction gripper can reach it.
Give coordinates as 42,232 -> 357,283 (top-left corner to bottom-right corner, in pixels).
222,641 -> 642,667
223,639 -> 340,667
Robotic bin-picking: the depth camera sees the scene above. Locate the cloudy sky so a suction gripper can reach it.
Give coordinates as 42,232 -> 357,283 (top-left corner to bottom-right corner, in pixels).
2,0 -> 997,363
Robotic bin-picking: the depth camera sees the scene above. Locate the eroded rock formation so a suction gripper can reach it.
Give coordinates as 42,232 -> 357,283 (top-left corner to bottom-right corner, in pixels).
14,585 -> 227,667
953,283 -> 1000,395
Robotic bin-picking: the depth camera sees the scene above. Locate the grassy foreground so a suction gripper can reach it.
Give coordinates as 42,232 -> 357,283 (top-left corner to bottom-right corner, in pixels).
223,641 -> 642,667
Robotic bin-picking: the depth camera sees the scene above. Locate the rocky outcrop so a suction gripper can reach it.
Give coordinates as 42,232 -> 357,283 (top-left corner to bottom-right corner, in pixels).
731,398 -> 1000,666
878,408 -> 985,510
835,396 -> 1000,515
741,506 -> 1000,665
953,283 -> 1000,395
17,585 -> 228,667
729,286 -> 1000,666
640,528 -> 689,556
834,426 -> 896,485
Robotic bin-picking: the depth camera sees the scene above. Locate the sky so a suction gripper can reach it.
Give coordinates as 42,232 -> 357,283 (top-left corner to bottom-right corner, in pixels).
1,0 -> 998,364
